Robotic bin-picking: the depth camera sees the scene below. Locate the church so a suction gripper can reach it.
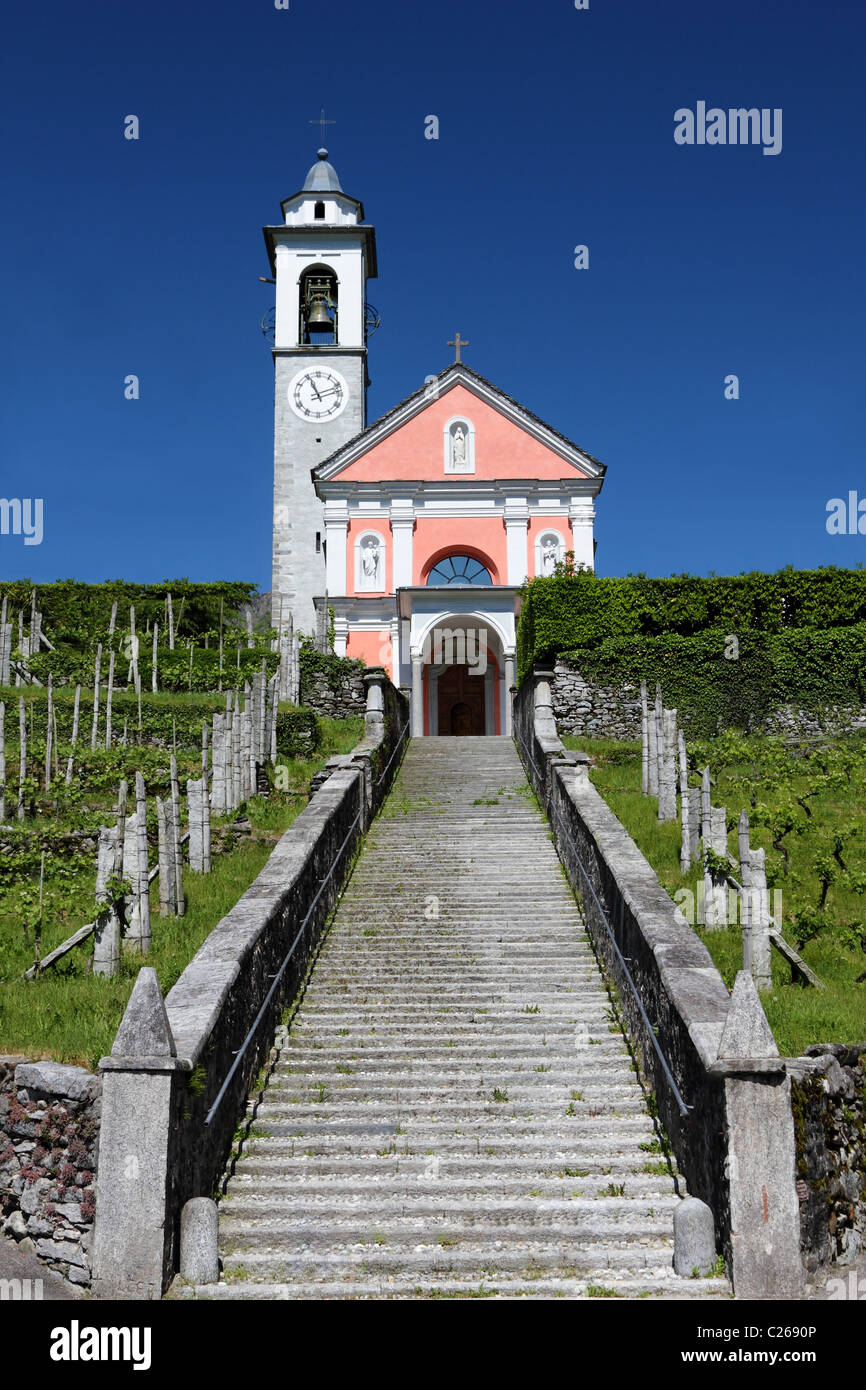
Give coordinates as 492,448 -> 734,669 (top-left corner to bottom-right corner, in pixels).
264,146 -> 606,736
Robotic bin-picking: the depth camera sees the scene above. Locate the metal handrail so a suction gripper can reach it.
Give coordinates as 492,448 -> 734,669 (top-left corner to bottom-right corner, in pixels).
375,716 -> 409,788
204,718 -> 409,1127
203,805 -> 363,1126
514,723 -> 692,1118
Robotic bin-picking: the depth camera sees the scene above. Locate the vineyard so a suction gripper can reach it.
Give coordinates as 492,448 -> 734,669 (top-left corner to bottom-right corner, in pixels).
567,729 -> 866,1055
0,581 -> 364,1067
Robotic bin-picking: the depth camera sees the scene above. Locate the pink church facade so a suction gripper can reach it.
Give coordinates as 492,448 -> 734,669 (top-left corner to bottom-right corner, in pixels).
313,362 -> 605,736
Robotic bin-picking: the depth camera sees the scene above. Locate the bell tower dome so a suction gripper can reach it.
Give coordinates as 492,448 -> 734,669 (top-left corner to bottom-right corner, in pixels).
264,148 -> 378,635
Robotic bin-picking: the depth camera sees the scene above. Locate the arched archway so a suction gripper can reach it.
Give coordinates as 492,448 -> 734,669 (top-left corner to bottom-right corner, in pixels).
416,615 -> 506,736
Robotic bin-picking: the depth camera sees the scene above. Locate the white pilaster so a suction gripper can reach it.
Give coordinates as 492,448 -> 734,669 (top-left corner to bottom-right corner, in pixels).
504,499 -> 529,585
390,500 -> 415,589
332,615 -> 349,658
569,499 -> 596,572
504,653 -> 516,735
324,501 -> 349,596
410,648 -> 424,737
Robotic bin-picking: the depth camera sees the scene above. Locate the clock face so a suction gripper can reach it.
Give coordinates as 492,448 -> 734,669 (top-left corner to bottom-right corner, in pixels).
288,368 -> 348,421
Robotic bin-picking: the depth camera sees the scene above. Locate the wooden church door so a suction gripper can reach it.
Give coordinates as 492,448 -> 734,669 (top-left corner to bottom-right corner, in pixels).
436,665 -> 485,735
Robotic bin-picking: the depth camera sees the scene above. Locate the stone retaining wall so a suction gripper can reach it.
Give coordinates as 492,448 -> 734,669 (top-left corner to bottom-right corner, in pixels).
789,1045 -> 866,1271
0,1059 -> 100,1286
552,659 -> 866,740
300,668 -> 367,721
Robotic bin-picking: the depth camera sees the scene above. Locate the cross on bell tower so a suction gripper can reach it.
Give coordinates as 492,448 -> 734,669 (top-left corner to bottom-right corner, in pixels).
264,143 -> 378,637
309,108 -> 336,144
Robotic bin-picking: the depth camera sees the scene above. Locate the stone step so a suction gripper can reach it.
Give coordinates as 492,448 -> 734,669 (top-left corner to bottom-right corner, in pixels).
217,1245 -> 678,1278
220,1193 -> 677,1219
175,1274 -> 730,1300
224,1171 -> 678,1196
237,1132 -> 664,1156
219,1217 -> 677,1248
208,738 -> 725,1300
228,1154 -> 675,1180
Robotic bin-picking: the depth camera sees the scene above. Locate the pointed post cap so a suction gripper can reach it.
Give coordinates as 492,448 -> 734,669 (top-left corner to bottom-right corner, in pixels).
111,967 -> 177,1059
717,971 -> 778,1062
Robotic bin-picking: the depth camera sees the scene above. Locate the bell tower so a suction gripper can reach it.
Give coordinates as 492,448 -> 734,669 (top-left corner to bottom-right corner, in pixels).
263,147 -> 378,635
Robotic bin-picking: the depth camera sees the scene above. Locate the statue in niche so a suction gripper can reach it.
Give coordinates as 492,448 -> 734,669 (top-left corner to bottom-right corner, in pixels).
360,537 -> 381,588
541,537 -> 561,575
451,425 -> 468,470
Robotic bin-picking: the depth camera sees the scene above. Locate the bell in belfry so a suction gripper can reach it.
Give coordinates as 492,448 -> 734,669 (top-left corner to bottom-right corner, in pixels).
306,295 -> 333,333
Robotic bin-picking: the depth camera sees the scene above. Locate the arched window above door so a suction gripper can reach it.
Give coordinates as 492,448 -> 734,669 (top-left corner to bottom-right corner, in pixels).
426,554 -> 492,586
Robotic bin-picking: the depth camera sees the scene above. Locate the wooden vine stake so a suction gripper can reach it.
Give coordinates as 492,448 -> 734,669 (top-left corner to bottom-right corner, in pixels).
17,696 -> 26,819
678,730 -> 691,874
201,724 -> 211,872
152,621 -> 159,694
640,680 -> 649,796
0,699 -> 5,822
156,796 -> 175,917
90,643 -> 102,751
45,673 -> 53,790
105,649 -> 115,749
65,683 -> 81,785
134,770 -> 151,952
170,752 -> 185,915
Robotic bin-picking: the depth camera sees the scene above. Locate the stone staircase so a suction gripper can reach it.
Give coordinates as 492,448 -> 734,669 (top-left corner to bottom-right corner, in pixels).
182,737 -> 730,1299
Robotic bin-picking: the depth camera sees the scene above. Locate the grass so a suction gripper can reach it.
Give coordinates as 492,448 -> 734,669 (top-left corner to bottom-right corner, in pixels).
564,733 -> 866,1055
0,713 -> 366,1067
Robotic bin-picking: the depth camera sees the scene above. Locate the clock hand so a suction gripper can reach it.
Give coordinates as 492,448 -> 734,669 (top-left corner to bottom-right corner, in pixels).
309,381 -> 323,401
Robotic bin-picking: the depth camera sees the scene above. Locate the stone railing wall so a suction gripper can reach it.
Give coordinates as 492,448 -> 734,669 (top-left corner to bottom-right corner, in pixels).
90,670 -> 408,1299
0,1059 -> 100,1286
514,668 -> 803,1298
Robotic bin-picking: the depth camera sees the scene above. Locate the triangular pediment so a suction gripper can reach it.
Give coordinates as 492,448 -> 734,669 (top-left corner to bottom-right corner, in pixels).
313,363 -> 606,486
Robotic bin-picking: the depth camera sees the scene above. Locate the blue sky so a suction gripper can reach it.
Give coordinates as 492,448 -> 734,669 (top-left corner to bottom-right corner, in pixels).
2,0 -> 864,590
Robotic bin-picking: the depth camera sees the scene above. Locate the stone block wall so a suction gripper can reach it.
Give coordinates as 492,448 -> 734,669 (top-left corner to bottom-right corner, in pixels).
551,660 -> 866,741
789,1045 -> 866,1270
0,1058 -> 100,1286
551,662 -> 642,739
300,668 -> 366,721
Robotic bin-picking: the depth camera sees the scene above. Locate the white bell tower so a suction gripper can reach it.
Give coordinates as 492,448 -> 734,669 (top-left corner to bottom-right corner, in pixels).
263,147 -> 378,635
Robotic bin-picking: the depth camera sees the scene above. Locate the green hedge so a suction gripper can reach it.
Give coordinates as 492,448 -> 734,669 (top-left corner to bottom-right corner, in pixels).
557,625 -> 866,736
0,579 -> 260,645
516,566 -> 866,683
25,645 -> 279,693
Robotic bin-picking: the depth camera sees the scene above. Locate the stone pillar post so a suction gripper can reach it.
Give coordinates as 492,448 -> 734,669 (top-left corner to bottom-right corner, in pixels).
711,972 -> 803,1299
410,649 -> 424,737
704,805 -> 729,928
363,667 -> 386,736
91,969 -> 190,1299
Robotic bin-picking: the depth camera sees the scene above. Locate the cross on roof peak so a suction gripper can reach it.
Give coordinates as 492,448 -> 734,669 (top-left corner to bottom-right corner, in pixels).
448,331 -> 470,363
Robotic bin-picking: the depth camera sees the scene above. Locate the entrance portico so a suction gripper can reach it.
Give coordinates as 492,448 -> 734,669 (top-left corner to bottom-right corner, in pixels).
397,587 -> 520,737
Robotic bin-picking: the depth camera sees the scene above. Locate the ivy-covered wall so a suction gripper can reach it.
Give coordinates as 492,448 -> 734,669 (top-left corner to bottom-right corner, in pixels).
517,569 -> 866,732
